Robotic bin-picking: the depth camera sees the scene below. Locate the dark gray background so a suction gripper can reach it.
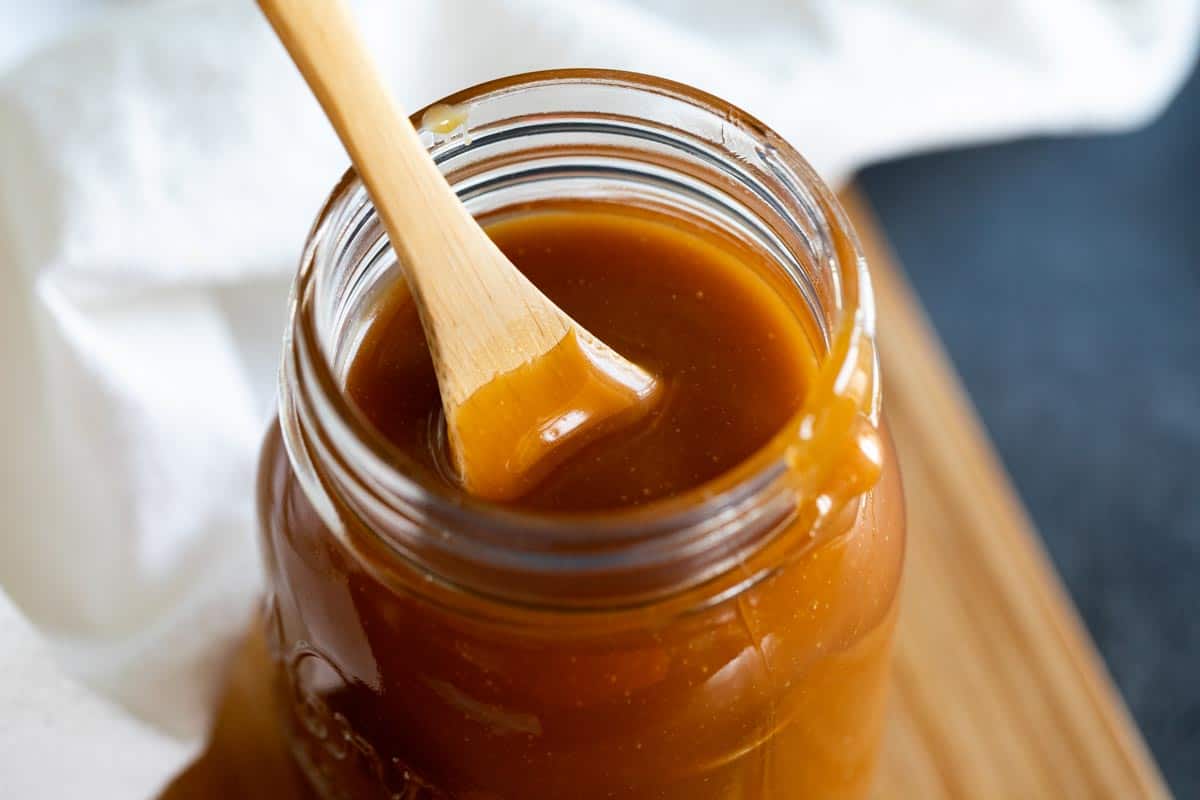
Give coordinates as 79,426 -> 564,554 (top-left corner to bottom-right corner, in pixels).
861,61 -> 1200,797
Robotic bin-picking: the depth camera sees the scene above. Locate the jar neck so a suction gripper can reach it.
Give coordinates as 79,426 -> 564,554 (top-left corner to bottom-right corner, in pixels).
277,70 -> 879,611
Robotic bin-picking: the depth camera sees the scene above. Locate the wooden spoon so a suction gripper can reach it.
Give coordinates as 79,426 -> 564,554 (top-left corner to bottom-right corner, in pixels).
258,0 -> 660,501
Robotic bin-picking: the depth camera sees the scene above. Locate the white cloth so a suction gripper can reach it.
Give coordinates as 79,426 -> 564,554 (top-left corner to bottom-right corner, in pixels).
0,1 -> 1195,797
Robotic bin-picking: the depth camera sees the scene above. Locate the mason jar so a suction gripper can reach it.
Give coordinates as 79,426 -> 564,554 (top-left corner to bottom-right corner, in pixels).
257,69 -> 905,800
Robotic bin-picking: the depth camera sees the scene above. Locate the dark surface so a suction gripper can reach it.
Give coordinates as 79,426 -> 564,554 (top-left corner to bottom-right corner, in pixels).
861,63 -> 1200,796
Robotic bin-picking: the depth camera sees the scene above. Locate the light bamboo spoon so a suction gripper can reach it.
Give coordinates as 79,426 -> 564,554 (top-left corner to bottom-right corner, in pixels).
259,0 -> 660,501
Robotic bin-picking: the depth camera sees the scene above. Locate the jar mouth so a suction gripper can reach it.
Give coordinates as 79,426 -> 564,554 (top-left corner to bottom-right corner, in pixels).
282,70 -> 878,605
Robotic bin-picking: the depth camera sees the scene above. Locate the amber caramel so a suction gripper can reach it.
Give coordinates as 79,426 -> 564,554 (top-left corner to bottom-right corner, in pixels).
258,201 -> 904,799
347,206 -> 819,510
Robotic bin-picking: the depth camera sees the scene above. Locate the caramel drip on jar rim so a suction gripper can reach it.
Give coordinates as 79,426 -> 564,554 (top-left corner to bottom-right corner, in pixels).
786,322 -> 883,539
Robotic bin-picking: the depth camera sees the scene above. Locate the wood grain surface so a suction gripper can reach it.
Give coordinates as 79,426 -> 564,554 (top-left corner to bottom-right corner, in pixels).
163,191 -> 1171,800
844,190 -> 1171,800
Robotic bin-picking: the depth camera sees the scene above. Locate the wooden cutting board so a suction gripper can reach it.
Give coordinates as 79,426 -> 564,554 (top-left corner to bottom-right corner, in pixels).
163,191 -> 1171,800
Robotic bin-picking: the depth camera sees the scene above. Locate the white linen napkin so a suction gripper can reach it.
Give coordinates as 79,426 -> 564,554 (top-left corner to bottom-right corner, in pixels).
0,1 -> 1196,797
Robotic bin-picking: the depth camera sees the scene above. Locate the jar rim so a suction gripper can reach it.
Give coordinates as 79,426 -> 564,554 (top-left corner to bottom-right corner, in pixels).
282,69 -> 878,605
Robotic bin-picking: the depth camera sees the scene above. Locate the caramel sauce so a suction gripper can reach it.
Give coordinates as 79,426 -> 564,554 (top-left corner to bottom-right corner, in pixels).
259,200 -> 904,799
447,327 -> 660,502
420,102 -> 470,135
347,205 -> 819,510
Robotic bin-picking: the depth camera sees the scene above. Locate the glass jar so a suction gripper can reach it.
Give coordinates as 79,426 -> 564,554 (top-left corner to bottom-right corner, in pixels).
258,70 -> 904,800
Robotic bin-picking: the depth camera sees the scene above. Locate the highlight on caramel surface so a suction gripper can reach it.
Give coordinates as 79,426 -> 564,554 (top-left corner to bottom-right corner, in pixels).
346,201 -> 821,511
